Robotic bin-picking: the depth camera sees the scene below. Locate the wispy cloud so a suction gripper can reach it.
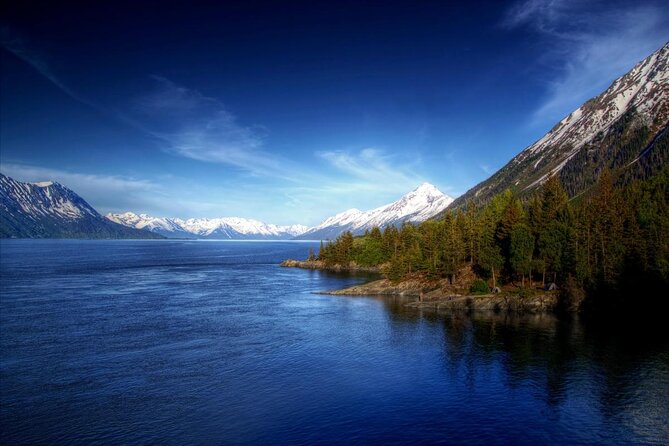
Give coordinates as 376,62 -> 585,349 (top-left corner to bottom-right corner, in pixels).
317,147 -> 424,193
479,164 -> 492,174
132,76 -> 292,177
503,0 -> 669,123
0,30 -> 289,179
0,163 -> 161,214
264,147 -> 434,222
0,27 -> 103,111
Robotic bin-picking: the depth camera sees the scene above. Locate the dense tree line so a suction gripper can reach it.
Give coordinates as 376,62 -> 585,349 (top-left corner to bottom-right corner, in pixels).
318,167 -> 669,308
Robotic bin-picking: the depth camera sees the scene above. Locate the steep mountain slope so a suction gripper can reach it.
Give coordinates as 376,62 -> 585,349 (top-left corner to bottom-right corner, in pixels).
0,173 -> 163,239
106,212 -> 308,240
297,183 -> 453,240
449,41 -> 669,209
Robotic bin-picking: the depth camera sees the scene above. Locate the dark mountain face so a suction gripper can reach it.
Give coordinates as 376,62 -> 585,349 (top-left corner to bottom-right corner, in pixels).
0,173 -> 163,239
449,42 -> 669,210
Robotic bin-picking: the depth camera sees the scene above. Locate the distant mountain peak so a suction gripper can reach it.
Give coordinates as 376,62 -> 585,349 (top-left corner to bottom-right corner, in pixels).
0,173 -> 161,239
296,184 -> 454,240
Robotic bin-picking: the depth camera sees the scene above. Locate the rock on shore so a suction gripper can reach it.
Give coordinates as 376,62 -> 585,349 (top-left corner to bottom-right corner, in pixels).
322,278 -> 558,313
407,294 -> 558,313
321,278 -> 428,296
280,259 -> 381,273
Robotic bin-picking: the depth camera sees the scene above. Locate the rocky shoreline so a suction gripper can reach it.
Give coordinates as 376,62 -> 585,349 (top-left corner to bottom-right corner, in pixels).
280,259 -> 382,273
320,278 -> 558,313
282,259 -> 559,313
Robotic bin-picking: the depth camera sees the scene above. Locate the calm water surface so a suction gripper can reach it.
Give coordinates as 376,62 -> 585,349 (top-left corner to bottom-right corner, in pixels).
1,240 -> 668,445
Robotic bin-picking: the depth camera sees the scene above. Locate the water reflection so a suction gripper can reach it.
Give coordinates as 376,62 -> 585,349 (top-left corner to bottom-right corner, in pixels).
377,297 -> 669,443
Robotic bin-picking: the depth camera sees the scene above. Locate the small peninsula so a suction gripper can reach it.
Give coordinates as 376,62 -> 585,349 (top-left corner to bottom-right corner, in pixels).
282,259 -> 561,313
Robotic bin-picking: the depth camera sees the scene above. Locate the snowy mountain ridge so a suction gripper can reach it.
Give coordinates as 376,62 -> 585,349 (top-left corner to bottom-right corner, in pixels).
449,41 -> 669,209
106,212 -> 309,239
109,183 -> 451,240
514,41 -> 669,190
1,174 -> 99,221
296,183 -> 453,240
0,173 -> 162,239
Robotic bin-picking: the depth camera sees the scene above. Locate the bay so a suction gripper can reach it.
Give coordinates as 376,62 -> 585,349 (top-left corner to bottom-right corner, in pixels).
1,240 -> 668,445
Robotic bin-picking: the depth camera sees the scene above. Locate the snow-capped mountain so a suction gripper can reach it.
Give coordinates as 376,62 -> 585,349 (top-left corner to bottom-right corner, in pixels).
450,41 -> 669,209
296,183 -> 453,240
106,212 -> 196,238
175,217 -> 308,239
106,212 -> 309,239
109,184 -> 450,241
0,173 -> 162,239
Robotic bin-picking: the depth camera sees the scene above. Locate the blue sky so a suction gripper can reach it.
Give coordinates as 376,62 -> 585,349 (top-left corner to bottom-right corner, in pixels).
1,0 -> 667,225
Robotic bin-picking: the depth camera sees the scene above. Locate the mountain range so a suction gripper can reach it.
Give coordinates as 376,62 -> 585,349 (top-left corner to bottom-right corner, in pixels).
0,172 -> 452,240
106,212 -> 309,240
449,41 -> 669,209
107,183 -> 452,239
0,173 -> 162,239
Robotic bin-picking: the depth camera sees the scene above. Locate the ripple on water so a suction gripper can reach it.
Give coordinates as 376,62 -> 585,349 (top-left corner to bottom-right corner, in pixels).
1,240 -> 668,445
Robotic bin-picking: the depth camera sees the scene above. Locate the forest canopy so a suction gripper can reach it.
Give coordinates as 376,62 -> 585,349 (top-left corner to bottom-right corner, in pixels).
317,167 -> 669,311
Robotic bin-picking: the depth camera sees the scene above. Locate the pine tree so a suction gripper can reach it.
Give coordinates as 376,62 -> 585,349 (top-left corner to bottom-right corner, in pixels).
510,223 -> 534,287
591,169 -> 625,284
496,192 -> 524,269
443,214 -> 465,283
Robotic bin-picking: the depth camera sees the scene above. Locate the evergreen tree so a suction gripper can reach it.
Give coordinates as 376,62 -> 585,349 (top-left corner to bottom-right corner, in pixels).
591,169 -> 625,284
318,240 -> 325,261
443,213 -> 465,283
510,223 -> 534,287
496,192 -> 524,269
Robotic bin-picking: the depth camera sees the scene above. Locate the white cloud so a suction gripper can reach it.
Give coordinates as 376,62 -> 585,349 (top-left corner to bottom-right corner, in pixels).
503,0 -> 572,35
257,147 -> 437,224
0,35 -> 290,179
317,147 -> 424,193
134,77 -> 295,178
503,0 -> 669,123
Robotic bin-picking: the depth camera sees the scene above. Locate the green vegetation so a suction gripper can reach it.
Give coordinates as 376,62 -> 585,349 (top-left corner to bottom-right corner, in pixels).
317,167 -> 669,311
469,279 -> 490,294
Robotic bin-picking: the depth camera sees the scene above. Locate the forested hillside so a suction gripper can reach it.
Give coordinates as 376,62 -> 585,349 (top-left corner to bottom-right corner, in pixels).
448,42 -> 668,210
318,168 -> 669,312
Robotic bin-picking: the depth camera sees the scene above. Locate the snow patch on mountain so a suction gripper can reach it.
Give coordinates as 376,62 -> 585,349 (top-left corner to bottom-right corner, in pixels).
297,183 -> 453,239
517,42 -> 669,181
0,173 -> 161,239
107,212 -> 309,239
1,174 -> 98,221
309,208 -> 364,230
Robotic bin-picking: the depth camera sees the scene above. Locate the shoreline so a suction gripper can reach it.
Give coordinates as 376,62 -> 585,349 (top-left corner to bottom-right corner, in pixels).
282,259 -> 559,313
320,278 -> 558,313
280,259 -> 382,274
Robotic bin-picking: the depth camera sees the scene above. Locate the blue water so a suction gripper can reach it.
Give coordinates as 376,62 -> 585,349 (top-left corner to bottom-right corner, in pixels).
1,240 -> 668,445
